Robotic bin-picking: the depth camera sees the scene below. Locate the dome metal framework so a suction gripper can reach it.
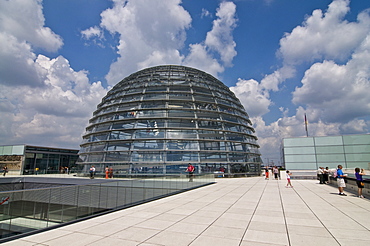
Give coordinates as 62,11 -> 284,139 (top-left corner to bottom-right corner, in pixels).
78,65 -> 261,175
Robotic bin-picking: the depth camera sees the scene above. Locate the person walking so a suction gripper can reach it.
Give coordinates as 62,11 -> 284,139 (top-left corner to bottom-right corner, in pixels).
355,168 -> 366,198
273,166 -> 279,180
105,166 -> 109,179
323,167 -> 330,184
317,167 -> 324,184
109,167 -> 113,178
2,166 -> 8,176
265,167 -> 269,180
89,166 -> 96,179
286,170 -> 293,188
186,163 -> 195,182
336,165 -> 347,196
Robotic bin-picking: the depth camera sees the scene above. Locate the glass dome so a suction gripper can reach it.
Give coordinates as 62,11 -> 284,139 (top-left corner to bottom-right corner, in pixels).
78,65 -> 261,175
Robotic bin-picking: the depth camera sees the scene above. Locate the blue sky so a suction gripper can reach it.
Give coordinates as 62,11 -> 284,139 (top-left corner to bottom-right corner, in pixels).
1,0 -> 370,164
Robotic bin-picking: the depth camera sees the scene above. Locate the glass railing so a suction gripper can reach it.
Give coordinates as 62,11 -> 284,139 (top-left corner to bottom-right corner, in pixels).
0,173 -> 214,242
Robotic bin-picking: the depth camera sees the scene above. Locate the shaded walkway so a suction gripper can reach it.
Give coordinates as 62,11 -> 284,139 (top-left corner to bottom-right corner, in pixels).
3,177 -> 370,246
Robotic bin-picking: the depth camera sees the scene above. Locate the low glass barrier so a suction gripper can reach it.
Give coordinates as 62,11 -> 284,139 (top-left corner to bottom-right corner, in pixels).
0,173 -> 214,242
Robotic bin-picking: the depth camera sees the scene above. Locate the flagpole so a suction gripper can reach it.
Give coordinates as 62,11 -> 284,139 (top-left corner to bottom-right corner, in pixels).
304,113 -> 308,137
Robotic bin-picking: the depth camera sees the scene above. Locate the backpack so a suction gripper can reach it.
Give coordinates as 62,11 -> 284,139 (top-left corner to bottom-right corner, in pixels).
332,169 -> 338,178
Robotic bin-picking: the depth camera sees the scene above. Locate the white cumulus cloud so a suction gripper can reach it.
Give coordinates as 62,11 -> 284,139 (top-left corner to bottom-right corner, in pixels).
205,1 -> 237,66
0,0 -> 107,148
230,79 -> 271,117
278,0 -> 370,65
234,0 -> 370,160
98,0 -> 192,85
292,27 -> 370,124
81,26 -> 103,40
85,0 -> 238,85
0,54 -> 107,148
0,0 -> 63,52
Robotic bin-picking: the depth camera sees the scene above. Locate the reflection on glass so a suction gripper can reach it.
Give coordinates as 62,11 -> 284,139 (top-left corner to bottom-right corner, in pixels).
199,141 -> 225,151
132,140 -> 164,150
109,131 -> 132,140
107,142 -> 131,151
166,129 -> 197,139
167,140 -> 199,150
167,119 -> 196,128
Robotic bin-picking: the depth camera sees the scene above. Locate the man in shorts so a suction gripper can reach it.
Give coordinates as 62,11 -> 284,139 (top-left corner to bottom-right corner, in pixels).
336,165 -> 347,196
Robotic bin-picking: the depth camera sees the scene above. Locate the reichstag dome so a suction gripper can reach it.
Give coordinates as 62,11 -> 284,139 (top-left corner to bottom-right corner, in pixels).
78,65 -> 261,175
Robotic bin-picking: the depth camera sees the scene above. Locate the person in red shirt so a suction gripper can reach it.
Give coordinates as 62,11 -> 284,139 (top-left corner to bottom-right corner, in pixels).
105,166 -> 109,179
265,167 -> 269,180
186,163 -> 195,182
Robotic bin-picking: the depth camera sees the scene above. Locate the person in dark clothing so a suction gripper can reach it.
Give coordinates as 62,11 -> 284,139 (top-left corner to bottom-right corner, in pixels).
323,167 -> 329,184
355,168 -> 366,198
89,166 -> 95,179
3,166 -> 8,176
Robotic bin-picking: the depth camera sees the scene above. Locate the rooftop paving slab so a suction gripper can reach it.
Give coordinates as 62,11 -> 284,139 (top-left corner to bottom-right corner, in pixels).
2,177 -> 370,246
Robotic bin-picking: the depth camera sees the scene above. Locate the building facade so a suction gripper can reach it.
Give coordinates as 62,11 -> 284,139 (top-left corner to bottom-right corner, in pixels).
0,145 -> 79,175
78,65 -> 261,175
282,134 -> 370,170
